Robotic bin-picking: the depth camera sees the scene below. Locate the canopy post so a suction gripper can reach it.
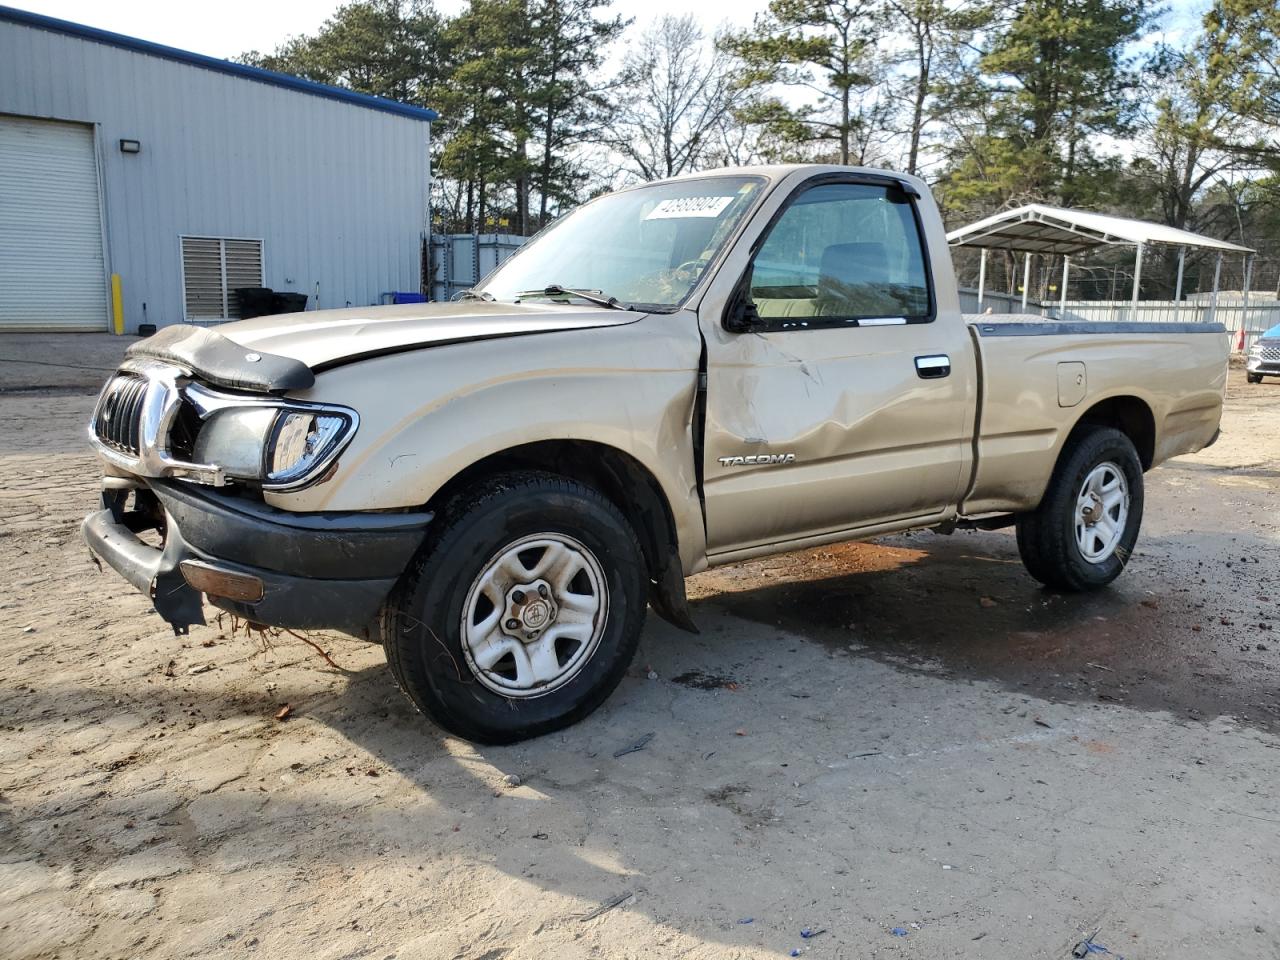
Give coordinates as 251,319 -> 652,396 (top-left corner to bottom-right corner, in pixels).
1209,252 -> 1222,326
1241,254 -> 1254,352
1130,243 -> 1144,321
1021,252 -> 1032,311
1059,255 -> 1070,319
977,248 -> 988,312
1174,247 -> 1186,322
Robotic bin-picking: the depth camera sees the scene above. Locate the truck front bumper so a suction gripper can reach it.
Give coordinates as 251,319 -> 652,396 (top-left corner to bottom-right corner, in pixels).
82,479 -> 432,636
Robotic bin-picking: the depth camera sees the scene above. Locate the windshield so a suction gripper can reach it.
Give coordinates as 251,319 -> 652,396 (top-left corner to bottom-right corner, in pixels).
1265,322 -> 1280,339
478,176 -> 766,310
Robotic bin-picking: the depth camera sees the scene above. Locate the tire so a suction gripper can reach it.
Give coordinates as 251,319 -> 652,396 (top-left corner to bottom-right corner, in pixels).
1247,372 -> 1264,384
382,471 -> 647,744
1015,426 -> 1144,591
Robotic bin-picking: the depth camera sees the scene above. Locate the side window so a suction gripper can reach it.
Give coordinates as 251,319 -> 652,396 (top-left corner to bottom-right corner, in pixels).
749,182 -> 932,328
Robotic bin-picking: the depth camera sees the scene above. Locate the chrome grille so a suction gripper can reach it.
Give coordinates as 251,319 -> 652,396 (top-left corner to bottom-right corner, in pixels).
1262,345 -> 1280,362
93,374 -> 149,455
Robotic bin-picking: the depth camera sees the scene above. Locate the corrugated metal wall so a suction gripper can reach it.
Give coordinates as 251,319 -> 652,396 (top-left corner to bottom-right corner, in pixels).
0,19 -> 430,333
960,288 -> 1279,350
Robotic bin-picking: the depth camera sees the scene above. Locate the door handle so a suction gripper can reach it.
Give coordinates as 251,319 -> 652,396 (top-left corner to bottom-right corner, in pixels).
915,354 -> 951,379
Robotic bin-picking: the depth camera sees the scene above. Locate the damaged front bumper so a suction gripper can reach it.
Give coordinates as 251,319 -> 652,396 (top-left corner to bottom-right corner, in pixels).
82,478 -> 431,635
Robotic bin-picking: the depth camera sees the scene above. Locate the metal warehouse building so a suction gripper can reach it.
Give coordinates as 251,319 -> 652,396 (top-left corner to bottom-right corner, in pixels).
0,6 -> 435,334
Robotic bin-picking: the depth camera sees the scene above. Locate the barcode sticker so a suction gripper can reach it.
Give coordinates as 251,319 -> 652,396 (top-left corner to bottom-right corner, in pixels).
644,196 -> 736,220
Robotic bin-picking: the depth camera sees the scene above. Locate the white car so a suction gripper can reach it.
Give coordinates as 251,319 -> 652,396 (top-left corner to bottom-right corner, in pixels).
1246,322 -> 1280,383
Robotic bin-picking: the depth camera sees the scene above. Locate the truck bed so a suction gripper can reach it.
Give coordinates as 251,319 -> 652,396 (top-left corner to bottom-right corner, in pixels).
959,314 -> 1229,516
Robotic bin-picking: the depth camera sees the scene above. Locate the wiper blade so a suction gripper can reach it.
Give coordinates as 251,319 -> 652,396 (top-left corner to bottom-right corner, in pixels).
454,288 -> 495,302
517,284 -> 630,311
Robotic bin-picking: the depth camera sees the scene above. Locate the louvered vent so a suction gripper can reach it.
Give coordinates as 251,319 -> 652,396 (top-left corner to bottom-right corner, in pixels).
181,236 -> 264,320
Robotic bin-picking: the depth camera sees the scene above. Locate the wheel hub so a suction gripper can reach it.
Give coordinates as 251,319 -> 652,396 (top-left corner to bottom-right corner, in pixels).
503,580 -> 558,640
1074,461 -> 1130,564
460,533 -> 609,698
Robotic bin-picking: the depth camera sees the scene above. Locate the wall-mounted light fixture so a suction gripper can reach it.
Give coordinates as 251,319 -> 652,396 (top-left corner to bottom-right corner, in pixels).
119,139 -> 141,154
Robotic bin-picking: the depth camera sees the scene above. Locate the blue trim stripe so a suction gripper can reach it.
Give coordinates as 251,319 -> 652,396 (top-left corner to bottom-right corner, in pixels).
0,4 -> 438,122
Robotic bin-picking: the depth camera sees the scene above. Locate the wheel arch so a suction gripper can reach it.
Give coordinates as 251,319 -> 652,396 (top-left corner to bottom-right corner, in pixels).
1068,394 -> 1156,470
426,439 -> 698,633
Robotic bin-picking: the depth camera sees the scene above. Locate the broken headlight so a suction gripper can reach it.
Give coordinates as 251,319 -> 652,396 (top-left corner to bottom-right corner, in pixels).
190,400 -> 356,490
193,407 -> 277,480
264,410 -> 353,487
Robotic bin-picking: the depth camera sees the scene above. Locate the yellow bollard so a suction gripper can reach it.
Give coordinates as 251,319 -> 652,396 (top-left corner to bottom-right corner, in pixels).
110,274 -> 124,335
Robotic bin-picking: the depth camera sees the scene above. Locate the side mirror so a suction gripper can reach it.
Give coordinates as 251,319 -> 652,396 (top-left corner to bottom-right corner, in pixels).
723,296 -> 767,334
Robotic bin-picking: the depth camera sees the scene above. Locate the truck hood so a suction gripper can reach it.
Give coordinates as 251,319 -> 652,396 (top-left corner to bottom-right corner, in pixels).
219,299 -> 645,371
124,301 -> 646,393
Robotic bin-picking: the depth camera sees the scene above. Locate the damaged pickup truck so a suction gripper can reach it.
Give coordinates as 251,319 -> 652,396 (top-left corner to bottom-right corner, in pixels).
84,164 -> 1228,743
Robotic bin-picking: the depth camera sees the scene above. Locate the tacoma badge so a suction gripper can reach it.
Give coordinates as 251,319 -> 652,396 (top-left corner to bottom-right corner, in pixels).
718,453 -> 796,467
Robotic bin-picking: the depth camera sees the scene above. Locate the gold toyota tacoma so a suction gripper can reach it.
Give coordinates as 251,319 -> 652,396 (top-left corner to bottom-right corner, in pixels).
84,165 -> 1227,743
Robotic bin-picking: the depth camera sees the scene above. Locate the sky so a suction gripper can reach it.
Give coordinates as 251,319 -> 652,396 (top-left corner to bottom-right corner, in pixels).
15,0 -> 1210,62
13,0 -> 764,59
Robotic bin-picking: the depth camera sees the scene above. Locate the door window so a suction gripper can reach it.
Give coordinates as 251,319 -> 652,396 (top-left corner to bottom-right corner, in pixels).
750,182 -> 932,327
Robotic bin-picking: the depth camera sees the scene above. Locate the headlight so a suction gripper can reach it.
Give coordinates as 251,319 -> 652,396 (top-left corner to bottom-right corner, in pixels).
190,398 -> 356,489
193,407 -> 276,479
265,410 -> 353,486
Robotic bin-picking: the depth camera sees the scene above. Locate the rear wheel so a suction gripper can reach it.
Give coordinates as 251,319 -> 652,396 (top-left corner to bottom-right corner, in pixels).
382,471 -> 646,744
1015,427 -> 1144,591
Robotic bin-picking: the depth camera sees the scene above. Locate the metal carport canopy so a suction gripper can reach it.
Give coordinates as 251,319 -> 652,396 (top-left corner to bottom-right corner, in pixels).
946,203 -> 1255,321
946,203 -> 1253,255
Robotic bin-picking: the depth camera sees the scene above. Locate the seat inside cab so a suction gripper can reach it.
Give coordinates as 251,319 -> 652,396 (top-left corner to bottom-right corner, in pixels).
753,242 -> 904,318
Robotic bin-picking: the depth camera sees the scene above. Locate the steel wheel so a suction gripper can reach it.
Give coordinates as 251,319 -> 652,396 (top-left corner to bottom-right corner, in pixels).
460,533 -> 609,698
1074,461 -> 1129,564
1017,427 -> 1143,591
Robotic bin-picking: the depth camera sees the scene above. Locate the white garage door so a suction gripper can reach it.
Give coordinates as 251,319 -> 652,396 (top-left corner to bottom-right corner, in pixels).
0,116 -> 108,330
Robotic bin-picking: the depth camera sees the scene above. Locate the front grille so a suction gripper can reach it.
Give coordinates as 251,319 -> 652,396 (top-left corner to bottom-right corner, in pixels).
1262,345 -> 1280,362
93,374 -> 149,455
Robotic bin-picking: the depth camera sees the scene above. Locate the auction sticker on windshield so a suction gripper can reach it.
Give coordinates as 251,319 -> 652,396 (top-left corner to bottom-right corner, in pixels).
644,196 -> 736,219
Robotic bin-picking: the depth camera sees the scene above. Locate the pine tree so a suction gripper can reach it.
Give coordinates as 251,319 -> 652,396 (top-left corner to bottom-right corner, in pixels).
238,0 -> 445,104
938,0 -> 1151,210
722,0 -> 885,165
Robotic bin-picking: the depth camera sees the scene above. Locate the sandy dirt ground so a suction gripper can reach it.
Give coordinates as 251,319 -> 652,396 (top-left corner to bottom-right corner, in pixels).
1,365 -> 1278,960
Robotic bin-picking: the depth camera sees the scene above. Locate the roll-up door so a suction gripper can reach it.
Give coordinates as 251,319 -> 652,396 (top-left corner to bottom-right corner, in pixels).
0,115 -> 107,330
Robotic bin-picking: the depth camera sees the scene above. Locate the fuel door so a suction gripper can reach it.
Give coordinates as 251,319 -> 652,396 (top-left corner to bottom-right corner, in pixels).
1057,361 -> 1087,407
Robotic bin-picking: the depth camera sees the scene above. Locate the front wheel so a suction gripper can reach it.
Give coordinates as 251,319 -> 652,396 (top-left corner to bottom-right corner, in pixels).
382,471 -> 647,744
1247,372 -> 1264,384
1016,427 -> 1144,591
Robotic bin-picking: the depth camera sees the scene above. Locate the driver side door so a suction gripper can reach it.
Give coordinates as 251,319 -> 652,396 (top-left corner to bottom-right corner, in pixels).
698,176 -> 975,558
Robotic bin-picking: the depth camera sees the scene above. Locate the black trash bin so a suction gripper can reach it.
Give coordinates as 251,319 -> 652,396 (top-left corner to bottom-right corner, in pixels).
273,292 -> 309,314
235,287 -> 276,319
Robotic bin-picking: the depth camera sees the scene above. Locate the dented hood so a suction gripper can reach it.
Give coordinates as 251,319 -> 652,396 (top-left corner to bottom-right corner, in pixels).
224,299 -> 644,370
125,300 -> 639,386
